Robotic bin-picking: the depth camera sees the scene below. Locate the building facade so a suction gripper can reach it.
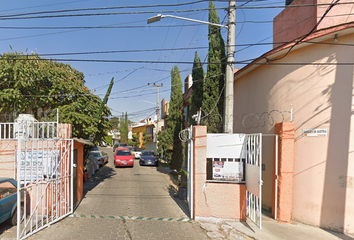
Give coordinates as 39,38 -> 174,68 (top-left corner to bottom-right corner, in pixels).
232,0 -> 354,236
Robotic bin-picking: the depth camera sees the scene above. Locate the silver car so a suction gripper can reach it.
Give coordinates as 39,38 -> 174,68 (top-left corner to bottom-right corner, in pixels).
89,151 -> 109,166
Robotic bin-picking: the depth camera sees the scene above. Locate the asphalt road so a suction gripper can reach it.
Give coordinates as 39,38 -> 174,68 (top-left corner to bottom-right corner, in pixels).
0,146 -> 208,240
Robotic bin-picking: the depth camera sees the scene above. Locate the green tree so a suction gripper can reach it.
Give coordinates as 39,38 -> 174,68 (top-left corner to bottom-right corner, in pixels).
105,135 -> 113,145
109,117 -> 120,130
157,130 -> 172,162
189,52 -> 205,126
120,112 -> 129,143
128,131 -> 140,148
142,131 -> 147,150
202,1 -> 226,133
0,51 -> 111,139
167,66 -> 184,170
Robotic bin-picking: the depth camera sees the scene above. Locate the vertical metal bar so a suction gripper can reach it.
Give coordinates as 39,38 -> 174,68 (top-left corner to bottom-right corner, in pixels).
259,133 -> 262,229
70,139 -> 73,213
17,138 -> 21,240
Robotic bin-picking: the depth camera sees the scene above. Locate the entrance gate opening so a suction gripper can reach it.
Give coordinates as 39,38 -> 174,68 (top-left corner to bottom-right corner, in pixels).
12,122 -> 73,240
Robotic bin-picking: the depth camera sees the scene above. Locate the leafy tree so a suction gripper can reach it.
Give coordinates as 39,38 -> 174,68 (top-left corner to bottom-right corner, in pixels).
105,135 -> 113,145
128,131 -> 140,148
157,130 -> 172,162
120,112 -> 129,143
0,51 -> 111,139
189,52 -> 205,126
167,66 -> 184,170
202,1 -> 226,133
109,117 -> 120,130
142,131 -> 147,150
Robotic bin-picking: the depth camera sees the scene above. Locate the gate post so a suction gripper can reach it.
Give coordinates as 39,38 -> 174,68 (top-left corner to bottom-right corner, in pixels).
274,122 -> 295,222
192,126 -> 207,219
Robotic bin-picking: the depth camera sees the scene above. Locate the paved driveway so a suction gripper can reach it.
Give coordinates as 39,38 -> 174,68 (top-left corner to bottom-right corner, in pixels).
0,147 -> 208,240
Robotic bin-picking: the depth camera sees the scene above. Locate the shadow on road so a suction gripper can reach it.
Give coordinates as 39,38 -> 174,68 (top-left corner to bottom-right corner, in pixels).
82,164 -> 116,198
167,186 -> 191,218
0,222 -> 15,237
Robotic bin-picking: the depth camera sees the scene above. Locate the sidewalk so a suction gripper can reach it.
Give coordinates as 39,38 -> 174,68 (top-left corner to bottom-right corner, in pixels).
157,164 -> 353,240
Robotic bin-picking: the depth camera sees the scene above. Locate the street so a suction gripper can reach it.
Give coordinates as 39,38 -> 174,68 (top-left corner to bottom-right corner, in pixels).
0,147 -> 208,240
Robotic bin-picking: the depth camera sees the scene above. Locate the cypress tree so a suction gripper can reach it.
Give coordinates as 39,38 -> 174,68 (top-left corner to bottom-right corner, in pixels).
188,52 -> 205,126
167,66 -> 184,170
202,1 -> 226,133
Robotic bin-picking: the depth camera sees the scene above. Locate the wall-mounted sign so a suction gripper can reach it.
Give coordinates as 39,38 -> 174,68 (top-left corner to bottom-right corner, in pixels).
213,161 -> 243,182
303,128 -> 328,137
16,150 -> 59,180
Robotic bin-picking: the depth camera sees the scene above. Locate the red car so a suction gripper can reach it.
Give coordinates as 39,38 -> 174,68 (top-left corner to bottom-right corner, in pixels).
114,148 -> 134,167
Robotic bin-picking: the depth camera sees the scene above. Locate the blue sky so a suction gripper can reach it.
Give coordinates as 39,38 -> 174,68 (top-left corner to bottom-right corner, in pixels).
0,0 -> 284,122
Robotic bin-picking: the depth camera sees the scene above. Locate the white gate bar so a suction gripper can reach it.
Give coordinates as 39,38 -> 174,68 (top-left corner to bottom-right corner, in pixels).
259,133 -> 262,229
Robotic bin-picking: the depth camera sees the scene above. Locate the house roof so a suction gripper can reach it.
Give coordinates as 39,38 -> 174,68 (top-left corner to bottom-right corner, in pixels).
234,22 -> 354,80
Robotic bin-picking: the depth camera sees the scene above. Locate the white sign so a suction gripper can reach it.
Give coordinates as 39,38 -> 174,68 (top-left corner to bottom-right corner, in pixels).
16,150 -> 59,180
303,128 -> 328,137
213,161 -> 243,181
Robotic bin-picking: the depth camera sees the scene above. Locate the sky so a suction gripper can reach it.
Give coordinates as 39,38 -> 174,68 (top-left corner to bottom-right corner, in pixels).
0,0 -> 284,123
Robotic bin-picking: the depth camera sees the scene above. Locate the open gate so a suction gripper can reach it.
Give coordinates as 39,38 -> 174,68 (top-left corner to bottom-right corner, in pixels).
245,133 -> 278,229
15,121 -> 73,240
245,134 -> 263,229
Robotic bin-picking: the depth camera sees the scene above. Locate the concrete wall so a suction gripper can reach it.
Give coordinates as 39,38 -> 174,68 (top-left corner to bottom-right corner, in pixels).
193,126 -> 246,220
273,0 -> 354,48
233,32 -> 354,236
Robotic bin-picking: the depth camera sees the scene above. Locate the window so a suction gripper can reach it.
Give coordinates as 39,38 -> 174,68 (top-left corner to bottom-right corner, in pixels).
90,152 -> 102,158
116,150 -> 131,156
0,181 -> 16,199
142,151 -> 154,156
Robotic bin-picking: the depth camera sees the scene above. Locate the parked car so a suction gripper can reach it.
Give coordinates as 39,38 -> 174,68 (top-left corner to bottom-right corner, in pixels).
139,150 -> 158,166
85,154 -> 99,178
89,151 -> 109,166
113,143 -> 128,152
92,145 -> 99,151
114,148 -> 134,167
0,178 -> 23,226
133,148 -> 143,159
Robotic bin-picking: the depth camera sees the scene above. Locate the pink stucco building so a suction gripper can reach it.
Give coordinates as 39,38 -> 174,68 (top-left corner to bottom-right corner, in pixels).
233,0 -> 354,237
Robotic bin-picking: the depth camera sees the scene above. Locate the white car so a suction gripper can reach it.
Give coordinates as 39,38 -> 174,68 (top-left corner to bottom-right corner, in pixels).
133,148 -> 143,159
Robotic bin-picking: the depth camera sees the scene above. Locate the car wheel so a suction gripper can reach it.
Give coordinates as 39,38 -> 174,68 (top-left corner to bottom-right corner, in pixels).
9,205 -> 24,226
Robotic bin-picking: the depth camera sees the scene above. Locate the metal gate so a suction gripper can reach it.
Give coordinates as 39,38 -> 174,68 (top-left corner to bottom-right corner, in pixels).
245,133 -> 278,229
15,121 -> 73,239
245,133 -> 263,229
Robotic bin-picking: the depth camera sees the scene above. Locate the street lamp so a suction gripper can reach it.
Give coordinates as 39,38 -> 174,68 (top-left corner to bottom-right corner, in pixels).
147,1 -> 236,133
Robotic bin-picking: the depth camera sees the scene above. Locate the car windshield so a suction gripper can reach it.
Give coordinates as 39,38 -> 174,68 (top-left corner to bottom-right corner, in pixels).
135,148 -> 142,152
90,152 -> 102,157
116,150 -> 131,156
142,151 -> 154,156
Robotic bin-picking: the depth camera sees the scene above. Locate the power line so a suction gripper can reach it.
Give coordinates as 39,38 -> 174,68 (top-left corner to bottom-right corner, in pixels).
0,1 -> 208,18
0,2 -> 353,21
0,8 -> 216,20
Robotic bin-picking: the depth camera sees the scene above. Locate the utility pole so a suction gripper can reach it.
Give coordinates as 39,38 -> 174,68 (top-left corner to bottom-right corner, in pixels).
147,0 -> 236,133
148,83 -> 163,154
224,0 -> 236,134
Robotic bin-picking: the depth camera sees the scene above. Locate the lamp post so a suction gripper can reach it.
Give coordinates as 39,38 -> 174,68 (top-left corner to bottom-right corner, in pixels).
147,1 -> 235,133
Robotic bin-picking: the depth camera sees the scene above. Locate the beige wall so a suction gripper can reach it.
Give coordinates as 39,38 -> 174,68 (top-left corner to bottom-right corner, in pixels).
233,33 -> 354,236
